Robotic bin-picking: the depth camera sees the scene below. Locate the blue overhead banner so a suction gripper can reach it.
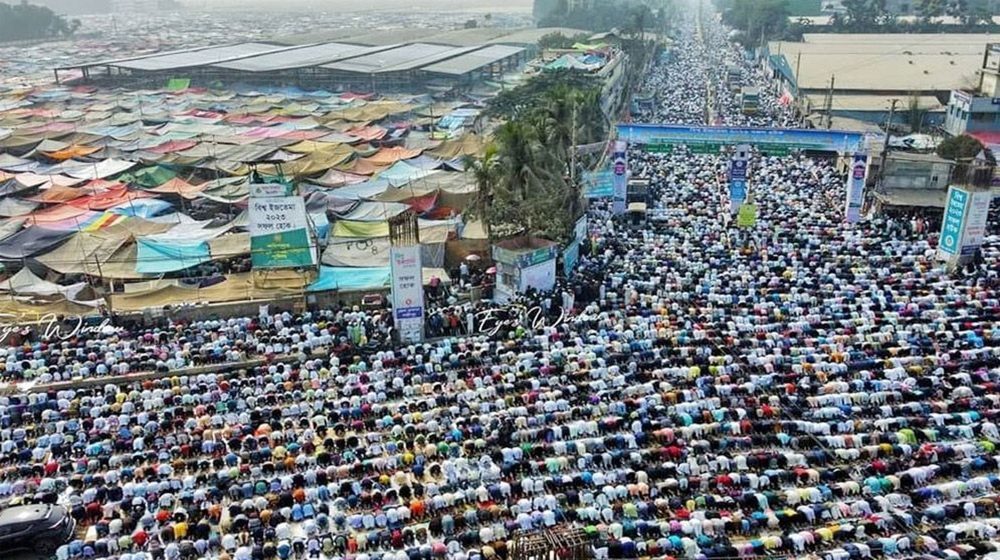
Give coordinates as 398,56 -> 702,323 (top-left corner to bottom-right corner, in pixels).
583,169 -> 614,198
617,124 -> 870,154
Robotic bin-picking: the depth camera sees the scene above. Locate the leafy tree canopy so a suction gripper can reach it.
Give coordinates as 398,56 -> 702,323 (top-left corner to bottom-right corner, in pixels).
471,71 -> 608,245
537,32 -> 594,50
486,69 -> 604,122
536,0 -> 674,35
937,134 -> 989,161
0,1 -> 80,42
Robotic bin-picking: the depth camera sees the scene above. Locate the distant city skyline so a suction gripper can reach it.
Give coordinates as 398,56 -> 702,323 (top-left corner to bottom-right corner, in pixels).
19,0 -> 532,15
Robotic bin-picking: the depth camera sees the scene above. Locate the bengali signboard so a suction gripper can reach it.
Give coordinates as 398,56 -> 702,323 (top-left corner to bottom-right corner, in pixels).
939,186 -> 969,256
249,187 -> 316,269
618,124 -> 867,153
960,190 -> 992,256
728,144 -> 750,211
612,141 -> 628,215
583,169 -> 614,198
562,239 -> 581,277
390,245 -> 424,343
845,153 -> 867,224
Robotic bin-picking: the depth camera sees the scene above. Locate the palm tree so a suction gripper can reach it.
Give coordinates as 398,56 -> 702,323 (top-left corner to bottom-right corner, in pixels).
463,144 -> 502,244
494,121 -> 549,205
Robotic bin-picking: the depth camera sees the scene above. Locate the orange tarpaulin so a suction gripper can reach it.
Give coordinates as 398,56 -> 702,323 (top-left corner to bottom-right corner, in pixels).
29,204 -> 93,224
42,145 -> 101,161
336,158 -> 389,176
346,126 -> 387,142
68,185 -> 155,210
363,146 -> 422,166
27,184 -> 88,204
144,177 -> 207,197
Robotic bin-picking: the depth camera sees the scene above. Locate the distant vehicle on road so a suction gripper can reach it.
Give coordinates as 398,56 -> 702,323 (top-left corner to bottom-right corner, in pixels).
0,504 -> 75,555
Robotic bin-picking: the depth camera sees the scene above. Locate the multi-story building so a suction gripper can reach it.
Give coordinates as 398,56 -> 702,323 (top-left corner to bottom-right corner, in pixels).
944,43 -> 1000,136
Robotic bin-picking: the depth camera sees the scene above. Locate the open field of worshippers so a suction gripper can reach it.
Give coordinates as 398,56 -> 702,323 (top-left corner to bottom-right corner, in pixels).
5,2 -> 1000,560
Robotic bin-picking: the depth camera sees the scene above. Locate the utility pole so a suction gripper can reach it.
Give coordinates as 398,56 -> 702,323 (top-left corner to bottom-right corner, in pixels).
794,52 -> 801,87
878,98 -> 901,186
822,75 -> 835,129
570,98 -> 578,186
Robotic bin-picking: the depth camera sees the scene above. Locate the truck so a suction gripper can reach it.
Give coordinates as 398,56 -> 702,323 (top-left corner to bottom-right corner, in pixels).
740,86 -> 760,115
726,66 -> 741,92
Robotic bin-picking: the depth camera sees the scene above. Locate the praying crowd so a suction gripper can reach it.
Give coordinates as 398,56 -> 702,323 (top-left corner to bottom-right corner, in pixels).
4,7 -> 1000,560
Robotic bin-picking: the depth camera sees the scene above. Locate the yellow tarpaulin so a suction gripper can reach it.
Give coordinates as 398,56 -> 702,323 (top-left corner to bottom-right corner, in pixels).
426,134 -> 486,160
110,271 -> 308,311
257,144 -> 354,177
332,220 -> 390,238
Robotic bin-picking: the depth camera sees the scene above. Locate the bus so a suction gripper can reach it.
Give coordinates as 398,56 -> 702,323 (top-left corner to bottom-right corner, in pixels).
626,179 -> 650,227
740,86 -> 759,115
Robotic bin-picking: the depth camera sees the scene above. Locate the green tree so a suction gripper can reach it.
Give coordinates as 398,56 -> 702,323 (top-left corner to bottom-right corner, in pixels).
464,145 -> 504,244
917,0 -> 945,22
907,93 -> 929,133
486,69 -> 603,121
720,0 -> 791,46
538,32 -> 592,50
0,1 -> 80,42
937,134 -> 987,160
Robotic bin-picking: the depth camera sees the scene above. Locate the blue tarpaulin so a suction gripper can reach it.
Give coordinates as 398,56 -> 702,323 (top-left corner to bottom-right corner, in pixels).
310,211 -> 330,243
111,199 -> 174,219
136,238 -> 211,274
379,162 -> 434,185
308,266 -> 391,292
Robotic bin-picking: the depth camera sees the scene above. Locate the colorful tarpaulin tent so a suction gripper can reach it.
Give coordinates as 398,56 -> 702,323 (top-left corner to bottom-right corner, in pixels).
379,161 -> 435,185
311,169 -> 367,188
0,226 -> 73,259
165,78 -> 191,91
364,146 -> 423,166
136,238 -> 211,273
308,266 -> 391,292
425,134 -> 485,160
0,198 -> 39,217
110,198 -> 174,219
34,230 -> 130,275
125,165 -> 178,188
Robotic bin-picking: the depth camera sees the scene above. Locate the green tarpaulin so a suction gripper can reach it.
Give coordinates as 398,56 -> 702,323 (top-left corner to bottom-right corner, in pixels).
737,204 -> 757,227
166,78 -> 191,91
124,166 -> 178,188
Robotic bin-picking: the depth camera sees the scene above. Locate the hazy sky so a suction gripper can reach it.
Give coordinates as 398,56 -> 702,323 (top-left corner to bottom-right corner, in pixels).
181,0 -> 532,12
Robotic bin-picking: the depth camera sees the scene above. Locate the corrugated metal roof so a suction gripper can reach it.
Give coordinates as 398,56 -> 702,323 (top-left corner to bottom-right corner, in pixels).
212,43 -> 392,72
422,45 -> 525,76
768,39 -> 982,92
110,43 -> 285,72
339,29 -> 441,47
321,43 -> 481,74
486,27 -> 590,46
